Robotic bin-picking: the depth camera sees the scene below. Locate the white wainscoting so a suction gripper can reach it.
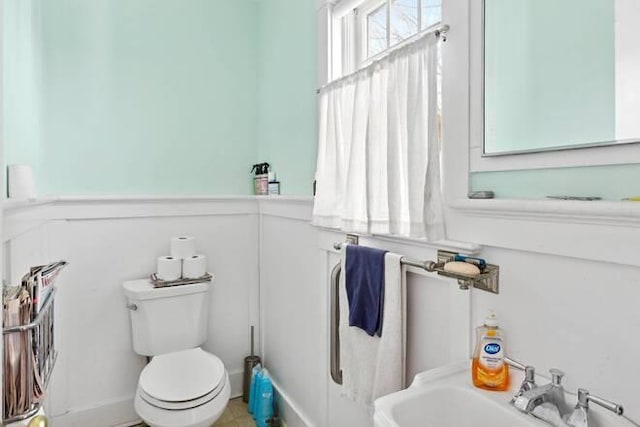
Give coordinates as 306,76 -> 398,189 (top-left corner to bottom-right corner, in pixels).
3,197 -> 260,427
259,199 -> 473,427
5,197 -> 640,427
259,198 -> 640,427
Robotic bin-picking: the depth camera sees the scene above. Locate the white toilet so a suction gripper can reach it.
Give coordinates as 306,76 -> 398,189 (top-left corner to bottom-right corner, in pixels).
123,279 -> 230,427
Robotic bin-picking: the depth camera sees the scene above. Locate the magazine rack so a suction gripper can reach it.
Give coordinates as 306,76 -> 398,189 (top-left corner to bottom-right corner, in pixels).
3,287 -> 58,424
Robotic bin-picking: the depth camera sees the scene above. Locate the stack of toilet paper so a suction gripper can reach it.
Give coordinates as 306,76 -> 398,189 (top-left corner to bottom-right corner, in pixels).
156,236 -> 207,281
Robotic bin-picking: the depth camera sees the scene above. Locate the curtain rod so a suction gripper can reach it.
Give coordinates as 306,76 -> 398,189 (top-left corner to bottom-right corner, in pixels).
316,24 -> 449,94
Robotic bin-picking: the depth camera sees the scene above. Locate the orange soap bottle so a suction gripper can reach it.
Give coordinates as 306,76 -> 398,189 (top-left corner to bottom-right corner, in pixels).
472,310 -> 509,391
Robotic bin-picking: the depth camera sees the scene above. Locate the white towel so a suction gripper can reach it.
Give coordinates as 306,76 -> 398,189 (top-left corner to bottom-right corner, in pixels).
339,249 -> 406,405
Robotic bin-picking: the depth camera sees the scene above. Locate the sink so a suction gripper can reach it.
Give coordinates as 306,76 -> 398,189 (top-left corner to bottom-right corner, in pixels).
374,362 -> 634,427
374,362 -> 543,427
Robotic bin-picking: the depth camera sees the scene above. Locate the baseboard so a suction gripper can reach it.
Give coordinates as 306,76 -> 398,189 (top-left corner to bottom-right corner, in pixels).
271,379 -> 313,427
229,369 -> 244,399
49,370 -> 244,427
50,396 -> 138,427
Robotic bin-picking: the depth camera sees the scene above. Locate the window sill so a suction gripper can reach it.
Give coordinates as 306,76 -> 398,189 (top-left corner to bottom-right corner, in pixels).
450,198 -> 640,227
446,198 -> 640,267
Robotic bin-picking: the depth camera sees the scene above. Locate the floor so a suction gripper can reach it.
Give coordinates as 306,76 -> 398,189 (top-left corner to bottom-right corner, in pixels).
135,398 -> 256,427
213,398 -> 256,427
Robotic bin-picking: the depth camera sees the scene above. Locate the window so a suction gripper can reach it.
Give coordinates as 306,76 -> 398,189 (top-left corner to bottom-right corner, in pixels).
318,0 -> 445,239
390,0 -> 419,46
362,0 -> 441,60
367,4 -> 388,57
332,0 -> 442,79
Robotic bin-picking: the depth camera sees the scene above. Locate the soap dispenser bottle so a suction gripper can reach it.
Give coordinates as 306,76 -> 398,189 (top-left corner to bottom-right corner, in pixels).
472,310 -> 509,391
251,163 -> 270,195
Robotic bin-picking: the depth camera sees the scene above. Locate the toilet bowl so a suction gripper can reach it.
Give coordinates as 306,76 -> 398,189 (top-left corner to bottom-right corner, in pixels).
123,279 -> 229,427
134,348 -> 230,427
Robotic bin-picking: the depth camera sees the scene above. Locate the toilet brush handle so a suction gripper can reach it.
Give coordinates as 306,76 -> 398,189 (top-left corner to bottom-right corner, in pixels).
251,326 -> 255,356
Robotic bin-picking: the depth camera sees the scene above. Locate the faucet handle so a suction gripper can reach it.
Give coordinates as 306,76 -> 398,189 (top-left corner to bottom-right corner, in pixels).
504,357 -> 527,371
504,358 -> 537,402
577,388 -> 624,416
504,358 -> 536,387
524,366 -> 536,384
505,358 -> 536,383
550,368 -> 565,386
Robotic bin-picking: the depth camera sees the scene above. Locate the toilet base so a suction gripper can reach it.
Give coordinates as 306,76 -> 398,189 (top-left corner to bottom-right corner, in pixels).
135,371 -> 231,427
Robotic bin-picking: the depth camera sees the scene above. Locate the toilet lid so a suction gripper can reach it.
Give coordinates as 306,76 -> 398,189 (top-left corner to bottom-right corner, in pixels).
140,348 -> 225,403
139,371 -> 227,410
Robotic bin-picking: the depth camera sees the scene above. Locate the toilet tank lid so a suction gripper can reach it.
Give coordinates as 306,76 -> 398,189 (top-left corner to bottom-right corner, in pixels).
122,279 -> 211,300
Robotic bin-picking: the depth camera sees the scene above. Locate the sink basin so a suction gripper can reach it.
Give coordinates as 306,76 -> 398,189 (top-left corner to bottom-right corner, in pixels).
386,385 -> 539,427
374,362 -> 543,427
374,362 -> 634,427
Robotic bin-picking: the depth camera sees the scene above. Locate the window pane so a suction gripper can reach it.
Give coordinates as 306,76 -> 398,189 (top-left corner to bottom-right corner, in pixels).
421,0 -> 442,30
367,5 -> 388,57
391,0 -> 418,45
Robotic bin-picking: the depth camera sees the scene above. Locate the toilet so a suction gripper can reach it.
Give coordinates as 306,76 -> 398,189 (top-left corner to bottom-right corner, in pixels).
123,279 -> 230,427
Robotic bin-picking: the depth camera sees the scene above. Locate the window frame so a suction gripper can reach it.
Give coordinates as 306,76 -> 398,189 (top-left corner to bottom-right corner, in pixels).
360,1 -> 388,60
332,0 -> 441,79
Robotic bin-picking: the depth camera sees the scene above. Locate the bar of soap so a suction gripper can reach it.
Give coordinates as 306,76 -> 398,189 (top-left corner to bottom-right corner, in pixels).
443,261 -> 481,277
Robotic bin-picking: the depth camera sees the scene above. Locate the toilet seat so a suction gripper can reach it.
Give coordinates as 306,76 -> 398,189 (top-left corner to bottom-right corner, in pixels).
135,371 -> 230,427
139,348 -> 226,410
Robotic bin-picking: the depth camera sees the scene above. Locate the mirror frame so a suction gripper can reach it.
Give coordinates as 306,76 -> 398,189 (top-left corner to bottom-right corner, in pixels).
480,0 -> 640,157
439,0 -> 640,269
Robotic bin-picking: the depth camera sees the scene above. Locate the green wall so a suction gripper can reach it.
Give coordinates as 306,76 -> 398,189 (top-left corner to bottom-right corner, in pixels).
5,0 -> 634,200
4,0 -> 319,196
470,163 -> 640,201
257,0 -> 317,195
5,0 -> 261,195
477,0 -> 638,200
484,0 -> 615,154
3,0 -> 44,183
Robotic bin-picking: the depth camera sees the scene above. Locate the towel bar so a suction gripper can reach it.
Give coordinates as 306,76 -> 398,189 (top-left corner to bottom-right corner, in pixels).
332,242 -> 499,294
329,240 -> 500,385
330,263 -> 343,385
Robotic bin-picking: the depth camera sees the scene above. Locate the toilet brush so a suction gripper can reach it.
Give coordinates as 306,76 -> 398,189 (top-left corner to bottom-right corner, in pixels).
243,326 -> 262,403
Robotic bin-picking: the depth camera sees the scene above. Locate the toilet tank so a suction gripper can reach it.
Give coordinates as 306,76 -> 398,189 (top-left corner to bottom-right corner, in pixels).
123,279 -> 211,356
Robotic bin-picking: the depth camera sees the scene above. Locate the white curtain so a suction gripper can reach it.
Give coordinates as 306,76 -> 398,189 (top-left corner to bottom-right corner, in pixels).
313,33 -> 444,240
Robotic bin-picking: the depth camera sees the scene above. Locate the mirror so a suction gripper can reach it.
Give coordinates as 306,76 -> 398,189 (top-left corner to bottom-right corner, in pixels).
483,0 -> 640,155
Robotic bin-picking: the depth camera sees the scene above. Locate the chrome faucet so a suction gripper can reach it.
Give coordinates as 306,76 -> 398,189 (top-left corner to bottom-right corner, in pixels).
506,358 -> 625,427
512,368 -> 567,414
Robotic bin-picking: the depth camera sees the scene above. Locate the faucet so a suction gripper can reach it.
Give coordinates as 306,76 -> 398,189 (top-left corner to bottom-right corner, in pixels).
506,358 -> 625,427
512,368 -> 567,414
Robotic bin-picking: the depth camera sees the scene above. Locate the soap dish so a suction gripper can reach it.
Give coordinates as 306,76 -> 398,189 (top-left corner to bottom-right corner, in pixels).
433,250 -> 499,294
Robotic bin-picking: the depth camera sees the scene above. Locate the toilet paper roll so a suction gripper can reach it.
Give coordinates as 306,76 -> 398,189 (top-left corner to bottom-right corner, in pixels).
157,256 -> 182,281
182,254 -> 207,279
170,236 -> 196,260
8,164 -> 37,199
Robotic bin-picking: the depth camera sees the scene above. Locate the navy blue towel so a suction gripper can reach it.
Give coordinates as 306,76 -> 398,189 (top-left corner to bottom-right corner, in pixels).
345,245 -> 388,337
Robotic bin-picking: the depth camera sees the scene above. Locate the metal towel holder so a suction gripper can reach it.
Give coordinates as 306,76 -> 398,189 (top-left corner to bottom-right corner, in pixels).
329,236 -> 499,385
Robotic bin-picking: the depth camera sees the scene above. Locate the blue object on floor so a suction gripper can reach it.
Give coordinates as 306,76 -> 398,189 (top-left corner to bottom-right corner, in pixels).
255,369 -> 274,427
345,245 -> 388,337
248,364 -> 262,415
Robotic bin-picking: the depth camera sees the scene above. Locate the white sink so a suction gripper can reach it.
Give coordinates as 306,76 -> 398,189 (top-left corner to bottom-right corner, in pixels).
374,362 -> 634,427
374,362 -> 543,427
373,362 -> 639,427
